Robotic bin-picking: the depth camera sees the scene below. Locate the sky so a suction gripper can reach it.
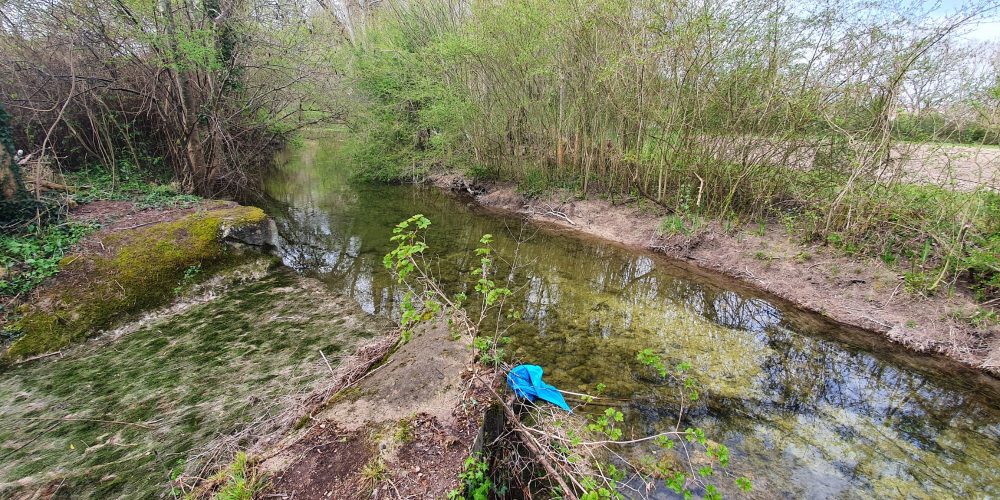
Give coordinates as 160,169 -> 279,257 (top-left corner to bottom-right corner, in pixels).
966,20 -> 1000,40
933,0 -> 1000,40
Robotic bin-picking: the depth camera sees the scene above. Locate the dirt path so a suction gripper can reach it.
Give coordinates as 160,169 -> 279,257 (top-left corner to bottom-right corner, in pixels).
259,318 -> 491,499
432,174 -> 1000,377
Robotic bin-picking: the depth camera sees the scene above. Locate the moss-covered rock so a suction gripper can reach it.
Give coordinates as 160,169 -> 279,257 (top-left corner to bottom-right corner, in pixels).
3,204 -> 271,360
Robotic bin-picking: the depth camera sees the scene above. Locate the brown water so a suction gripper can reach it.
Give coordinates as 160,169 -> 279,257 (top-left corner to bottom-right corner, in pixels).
264,136 -> 1000,498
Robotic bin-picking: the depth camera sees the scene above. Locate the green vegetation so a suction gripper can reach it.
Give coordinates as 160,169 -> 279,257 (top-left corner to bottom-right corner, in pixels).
344,0 -> 1000,299
360,456 -> 389,492
894,111 -> 1000,146
67,163 -> 201,209
448,454 -> 495,500
0,160 -> 206,306
204,452 -> 268,500
383,214 -> 513,360
0,160 -> 218,351
0,265 -> 376,498
1,0 -> 999,496
0,221 -> 97,299
3,205 -> 267,359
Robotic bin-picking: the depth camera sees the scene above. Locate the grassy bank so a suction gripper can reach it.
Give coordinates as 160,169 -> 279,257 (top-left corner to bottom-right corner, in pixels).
4,204 -> 268,360
0,266 -> 382,498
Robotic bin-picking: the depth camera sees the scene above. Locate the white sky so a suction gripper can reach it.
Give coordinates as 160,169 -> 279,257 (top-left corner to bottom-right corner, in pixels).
965,20 -> 1000,40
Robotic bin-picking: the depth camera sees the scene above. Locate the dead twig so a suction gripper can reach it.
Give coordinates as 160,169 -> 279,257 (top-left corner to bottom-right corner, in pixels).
541,205 -> 576,226
14,350 -> 63,364
318,349 -> 335,375
883,280 -> 904,308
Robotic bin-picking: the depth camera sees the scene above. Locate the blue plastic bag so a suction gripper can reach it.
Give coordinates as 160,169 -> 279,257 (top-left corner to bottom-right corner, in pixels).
506,364 -> 571,411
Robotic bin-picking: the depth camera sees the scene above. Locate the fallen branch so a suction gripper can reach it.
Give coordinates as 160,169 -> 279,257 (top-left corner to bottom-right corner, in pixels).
541,205 -> 576,226
497,396 -> 578,500
27,179 -> 76,193
319,349 -> 335,374
15,350 -> 64,364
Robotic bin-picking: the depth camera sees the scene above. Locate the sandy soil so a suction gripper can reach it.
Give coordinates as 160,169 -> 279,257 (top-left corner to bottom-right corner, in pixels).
900,143 -> 1000,190
259,318 -> 493,499
732,137 -> 1000,191
431,173 -> 1000,377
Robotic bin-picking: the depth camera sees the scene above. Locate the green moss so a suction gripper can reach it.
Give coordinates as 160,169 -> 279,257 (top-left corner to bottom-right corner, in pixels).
4,205 -> 268,360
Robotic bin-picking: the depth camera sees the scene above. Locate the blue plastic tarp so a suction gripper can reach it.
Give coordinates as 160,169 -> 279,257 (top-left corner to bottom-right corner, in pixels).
506,364 -> 571,411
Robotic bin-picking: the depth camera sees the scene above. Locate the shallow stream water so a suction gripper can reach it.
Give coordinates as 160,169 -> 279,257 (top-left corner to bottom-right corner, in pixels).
264,136 -> 1000,498
3,134 -> 997,499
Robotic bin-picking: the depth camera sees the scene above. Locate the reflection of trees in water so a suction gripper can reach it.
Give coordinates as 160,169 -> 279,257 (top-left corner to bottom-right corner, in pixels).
717,322 -> 1000,496
267,200 -> 393,316
265,151 -> 1000,497
271,205 -> 354,273
498,247 -> 1000,495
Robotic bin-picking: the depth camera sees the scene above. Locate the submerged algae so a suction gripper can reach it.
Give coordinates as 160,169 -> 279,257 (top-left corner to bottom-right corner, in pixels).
0,267 -> 384,498
4,205 -> 270,359
263,137 -> 1000,498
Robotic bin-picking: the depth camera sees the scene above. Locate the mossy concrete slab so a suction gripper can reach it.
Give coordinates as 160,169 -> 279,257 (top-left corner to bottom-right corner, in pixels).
3,204 -> 272,360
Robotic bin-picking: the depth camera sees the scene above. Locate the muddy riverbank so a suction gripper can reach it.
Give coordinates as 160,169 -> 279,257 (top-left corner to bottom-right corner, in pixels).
431,173 -> 1000,377
258,318 -> 491,499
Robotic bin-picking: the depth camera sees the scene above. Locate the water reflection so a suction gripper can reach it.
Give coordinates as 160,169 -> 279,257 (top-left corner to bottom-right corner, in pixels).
265,137 -> 1000,498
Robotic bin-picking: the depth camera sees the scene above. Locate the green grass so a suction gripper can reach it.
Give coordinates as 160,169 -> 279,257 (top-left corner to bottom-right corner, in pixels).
208,452 -> 268,500
0,267 -> 380,498
360,455 -> 388,491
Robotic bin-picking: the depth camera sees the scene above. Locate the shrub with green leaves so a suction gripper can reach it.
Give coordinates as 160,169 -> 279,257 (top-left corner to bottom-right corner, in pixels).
448,454 -> 495,500
383,215 -> 512,345
347,0 -> 1000,299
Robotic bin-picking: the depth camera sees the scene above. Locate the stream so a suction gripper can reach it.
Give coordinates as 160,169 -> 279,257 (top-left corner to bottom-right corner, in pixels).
264,136 -> 1000,498
1,134 -> 998,499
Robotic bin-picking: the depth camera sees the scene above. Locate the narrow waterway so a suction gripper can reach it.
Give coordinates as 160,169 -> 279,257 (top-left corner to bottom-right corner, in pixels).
264,136 -> 1000,498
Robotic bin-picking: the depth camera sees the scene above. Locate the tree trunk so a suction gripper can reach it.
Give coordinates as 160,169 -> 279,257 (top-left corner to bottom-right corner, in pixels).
0,149 -> 19,200
0,103 -> 25,201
